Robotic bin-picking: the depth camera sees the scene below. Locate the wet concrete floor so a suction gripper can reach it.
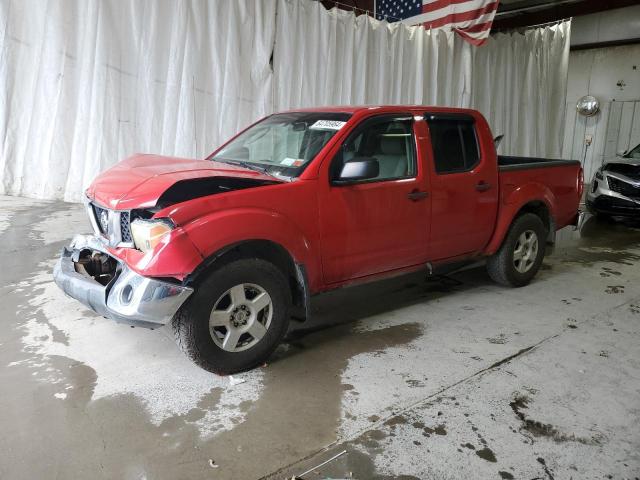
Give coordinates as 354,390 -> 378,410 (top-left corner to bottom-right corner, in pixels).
0,195 -> 639,479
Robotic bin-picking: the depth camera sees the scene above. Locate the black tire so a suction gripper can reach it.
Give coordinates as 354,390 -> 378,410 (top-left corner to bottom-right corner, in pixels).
172,258 -> 291,374
486,213 -> 547,287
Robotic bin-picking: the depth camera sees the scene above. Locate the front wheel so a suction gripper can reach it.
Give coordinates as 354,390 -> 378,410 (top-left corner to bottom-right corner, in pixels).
172,258 -> 291,374
486,213 -> 547,287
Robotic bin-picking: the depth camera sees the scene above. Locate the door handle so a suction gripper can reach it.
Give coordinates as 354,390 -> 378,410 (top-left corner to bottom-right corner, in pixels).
475,181 -> 491,192
407,189 -> 428,201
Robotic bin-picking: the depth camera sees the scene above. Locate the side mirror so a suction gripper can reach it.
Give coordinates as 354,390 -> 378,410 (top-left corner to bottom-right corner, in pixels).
617,149 -> 628,157
335,157 -> 379,183
494,134 -> 504,150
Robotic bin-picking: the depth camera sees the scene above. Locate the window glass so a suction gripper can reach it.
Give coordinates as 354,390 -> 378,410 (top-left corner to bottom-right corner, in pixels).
210,112 -> 351,178
333,117 -> 416,182
426,116 -> 480,174
627,143 -> 640,159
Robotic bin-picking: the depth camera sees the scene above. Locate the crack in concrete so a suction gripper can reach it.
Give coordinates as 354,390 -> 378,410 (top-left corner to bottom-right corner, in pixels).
260,335 -> 554,479
263,293 -> 640,479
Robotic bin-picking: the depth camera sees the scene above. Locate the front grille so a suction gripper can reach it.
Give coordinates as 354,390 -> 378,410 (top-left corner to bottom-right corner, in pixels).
606,163 -> 640,180
122,211 -> 146,243
607,176 -> 640,200
90,203 -> 137,245
88,202 -> 153,246
92,204 -> 110,234
120,211 -> 132,243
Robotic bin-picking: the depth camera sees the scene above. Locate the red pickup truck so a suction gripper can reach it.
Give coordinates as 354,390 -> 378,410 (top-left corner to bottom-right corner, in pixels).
54,106 -> 583,373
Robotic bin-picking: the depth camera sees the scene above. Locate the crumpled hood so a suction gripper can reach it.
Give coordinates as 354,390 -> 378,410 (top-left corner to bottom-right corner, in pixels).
86,154 -> 281,210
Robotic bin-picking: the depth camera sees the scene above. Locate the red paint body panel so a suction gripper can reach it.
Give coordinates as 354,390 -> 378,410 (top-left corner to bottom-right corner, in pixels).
159,181 -> 324,290
87,154 -> 277,210
483,164 -> 583,255
316,115 -> 430,284
423,110 -> 500,261
108,228 -> 204,281
85,106 -> 582,293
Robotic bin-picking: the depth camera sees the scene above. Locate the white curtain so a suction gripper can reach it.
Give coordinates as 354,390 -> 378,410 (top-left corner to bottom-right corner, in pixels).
0,0 -> 276,202
0,0 -> 571,202
275,0 -> 571,158
471,26 -> 571,157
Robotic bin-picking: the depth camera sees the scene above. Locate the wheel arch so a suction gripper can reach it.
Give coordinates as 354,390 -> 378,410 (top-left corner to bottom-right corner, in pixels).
484,197 -> 556,256
517,200 -> 555,243
184,239 -> 310,322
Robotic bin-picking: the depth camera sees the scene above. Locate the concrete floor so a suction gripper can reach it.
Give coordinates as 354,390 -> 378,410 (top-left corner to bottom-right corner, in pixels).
1,195 -> 639,480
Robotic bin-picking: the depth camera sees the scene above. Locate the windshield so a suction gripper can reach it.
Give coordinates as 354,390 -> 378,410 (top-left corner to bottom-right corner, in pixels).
209,112 -> 352,178
625,143 -> 640,159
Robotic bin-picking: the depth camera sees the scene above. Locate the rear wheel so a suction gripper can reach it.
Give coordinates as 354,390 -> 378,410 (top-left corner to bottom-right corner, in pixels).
172,258 -> 291,374
486,213 -> 547,287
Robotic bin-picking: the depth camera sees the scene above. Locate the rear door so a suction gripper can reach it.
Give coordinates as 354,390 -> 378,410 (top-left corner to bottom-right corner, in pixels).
318,114 -> 430,284
425,113 -> 499,260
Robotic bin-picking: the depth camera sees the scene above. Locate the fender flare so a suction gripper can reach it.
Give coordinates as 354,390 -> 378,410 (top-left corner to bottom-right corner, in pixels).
180,208 -> 318,320
484,182 -> 557,256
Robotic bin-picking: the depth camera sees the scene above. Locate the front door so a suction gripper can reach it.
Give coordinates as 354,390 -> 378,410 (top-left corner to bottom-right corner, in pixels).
318,115 -> 430,284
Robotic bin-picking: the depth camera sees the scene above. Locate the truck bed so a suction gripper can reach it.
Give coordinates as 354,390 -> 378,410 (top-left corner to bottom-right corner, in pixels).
498,155 -> 581,171
497,156 -> 582,231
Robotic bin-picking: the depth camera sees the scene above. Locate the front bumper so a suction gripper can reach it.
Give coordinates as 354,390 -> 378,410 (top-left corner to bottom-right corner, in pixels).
586,195 -> 640,216
586,177 -> 640,217
53,235 -> 193,328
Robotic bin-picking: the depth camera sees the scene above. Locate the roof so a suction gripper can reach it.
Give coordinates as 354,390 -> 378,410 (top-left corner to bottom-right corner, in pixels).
281,105 -> 478,115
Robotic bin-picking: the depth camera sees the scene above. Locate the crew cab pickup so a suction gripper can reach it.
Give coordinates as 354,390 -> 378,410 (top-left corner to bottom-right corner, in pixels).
54,106 -> 583,374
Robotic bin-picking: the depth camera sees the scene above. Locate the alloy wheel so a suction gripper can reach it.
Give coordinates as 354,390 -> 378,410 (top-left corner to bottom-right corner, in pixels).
209,283 -> 273,352
513,230 -> 539,274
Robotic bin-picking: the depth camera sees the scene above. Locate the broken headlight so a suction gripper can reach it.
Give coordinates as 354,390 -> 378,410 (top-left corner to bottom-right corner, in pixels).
130,218 -> 174,253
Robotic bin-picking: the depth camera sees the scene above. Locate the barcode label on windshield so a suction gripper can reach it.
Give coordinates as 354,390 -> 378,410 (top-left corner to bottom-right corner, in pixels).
310,120 -> 346,131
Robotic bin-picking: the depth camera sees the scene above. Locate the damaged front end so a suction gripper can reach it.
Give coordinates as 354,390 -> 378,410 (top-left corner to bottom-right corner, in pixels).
53,235 -> 193,329
56,154 -> 287,327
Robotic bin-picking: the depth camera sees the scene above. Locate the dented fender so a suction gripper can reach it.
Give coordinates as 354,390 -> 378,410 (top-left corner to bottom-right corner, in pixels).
109,227 -> 204,281
178,207 -> 321,288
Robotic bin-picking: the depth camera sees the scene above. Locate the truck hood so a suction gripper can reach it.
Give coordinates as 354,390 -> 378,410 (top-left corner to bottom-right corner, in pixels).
86,154 -> 282,210
602,156 -> 640,181
603,156 -> 640,167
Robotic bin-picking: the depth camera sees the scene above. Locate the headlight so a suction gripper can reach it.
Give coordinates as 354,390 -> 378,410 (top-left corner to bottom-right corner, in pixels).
130,219 -> 174,253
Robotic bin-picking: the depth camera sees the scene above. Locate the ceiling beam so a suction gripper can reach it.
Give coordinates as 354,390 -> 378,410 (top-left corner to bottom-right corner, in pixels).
492,0 -> 640,30
319,0 -> 375,16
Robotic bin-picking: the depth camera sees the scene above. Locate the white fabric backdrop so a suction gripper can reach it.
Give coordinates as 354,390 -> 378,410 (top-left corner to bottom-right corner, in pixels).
274,0 -> 571,158
0,0 -> 276,201
0,0 -> 571,202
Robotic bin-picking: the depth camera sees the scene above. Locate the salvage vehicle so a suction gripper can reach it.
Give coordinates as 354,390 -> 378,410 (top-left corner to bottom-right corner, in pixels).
586,142 -> 640,218
54,106 -> 583,374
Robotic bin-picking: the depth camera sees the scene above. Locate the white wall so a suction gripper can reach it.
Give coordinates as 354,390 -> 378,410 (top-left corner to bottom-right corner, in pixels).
562,28 -> 640,181
566,44 -> 640,105
571,5 -> 640,47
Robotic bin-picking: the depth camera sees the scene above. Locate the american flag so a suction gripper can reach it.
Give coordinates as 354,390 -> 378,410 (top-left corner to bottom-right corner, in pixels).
376,0 -> 500,46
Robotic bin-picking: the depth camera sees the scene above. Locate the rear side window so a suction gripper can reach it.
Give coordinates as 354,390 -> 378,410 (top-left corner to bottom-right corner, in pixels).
426,115 -> 479,174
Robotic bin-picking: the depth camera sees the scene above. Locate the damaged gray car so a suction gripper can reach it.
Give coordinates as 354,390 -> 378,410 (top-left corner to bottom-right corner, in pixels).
587,143 -> 640,218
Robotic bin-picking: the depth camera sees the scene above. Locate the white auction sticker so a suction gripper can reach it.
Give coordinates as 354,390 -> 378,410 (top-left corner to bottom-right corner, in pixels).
309,120 -> 347,131
280,157 -> 304,167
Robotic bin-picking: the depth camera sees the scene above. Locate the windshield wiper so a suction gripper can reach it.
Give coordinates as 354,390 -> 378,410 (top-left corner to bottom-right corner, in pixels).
222,159 -> 268,173
214,159 -> 290,181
